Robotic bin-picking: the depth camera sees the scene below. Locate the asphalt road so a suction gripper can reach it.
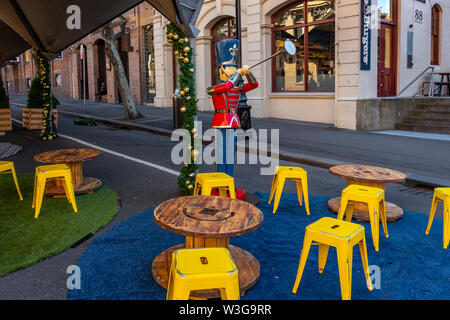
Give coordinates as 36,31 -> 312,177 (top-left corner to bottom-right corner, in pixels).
0,107 -> 436,299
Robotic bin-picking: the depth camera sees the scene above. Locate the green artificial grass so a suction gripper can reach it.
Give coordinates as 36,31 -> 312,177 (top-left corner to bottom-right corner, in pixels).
0,173 -> 120,277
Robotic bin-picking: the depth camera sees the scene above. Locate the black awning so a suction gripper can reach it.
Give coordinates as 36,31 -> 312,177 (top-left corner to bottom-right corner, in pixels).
0,0 -> 204,64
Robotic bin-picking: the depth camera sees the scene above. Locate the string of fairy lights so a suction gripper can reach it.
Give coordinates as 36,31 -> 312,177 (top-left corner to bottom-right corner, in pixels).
37,51 -> 56,140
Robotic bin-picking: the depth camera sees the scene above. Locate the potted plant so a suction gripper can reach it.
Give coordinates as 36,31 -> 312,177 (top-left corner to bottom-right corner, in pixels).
0,73 -> 12,131
23,77 -> 59,130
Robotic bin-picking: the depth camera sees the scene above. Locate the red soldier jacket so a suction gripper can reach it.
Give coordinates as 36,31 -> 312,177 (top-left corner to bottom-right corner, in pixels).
207,72 -> 258,129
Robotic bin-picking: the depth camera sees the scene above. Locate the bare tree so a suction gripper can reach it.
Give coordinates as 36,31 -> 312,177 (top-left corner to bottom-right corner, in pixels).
102,16 -> 143,119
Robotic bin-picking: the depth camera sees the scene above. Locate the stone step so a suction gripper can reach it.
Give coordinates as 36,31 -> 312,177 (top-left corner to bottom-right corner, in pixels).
414,103 -> 450,111
395,122 -> 450,134
409,109 -> 450,117
402,116 -> 450,125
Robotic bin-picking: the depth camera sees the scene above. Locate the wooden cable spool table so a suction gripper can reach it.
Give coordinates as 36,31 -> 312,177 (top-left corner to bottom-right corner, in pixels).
152,195 -> 264,299
328,165 -> 406,222
34,148 -> 102,196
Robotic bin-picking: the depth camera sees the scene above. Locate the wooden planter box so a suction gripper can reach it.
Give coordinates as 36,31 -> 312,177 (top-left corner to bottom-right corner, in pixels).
0,108 -> 12,131
22,108 -> 59,130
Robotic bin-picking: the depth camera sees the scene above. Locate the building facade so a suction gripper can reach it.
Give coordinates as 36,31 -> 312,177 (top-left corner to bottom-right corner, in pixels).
2,0 -> 449,130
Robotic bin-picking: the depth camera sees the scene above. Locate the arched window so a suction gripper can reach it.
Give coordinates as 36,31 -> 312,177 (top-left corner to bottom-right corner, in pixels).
55,74 -> 62,87
431,4 -> 441,65
211,17 -> 236,85
272,1 -> 335,92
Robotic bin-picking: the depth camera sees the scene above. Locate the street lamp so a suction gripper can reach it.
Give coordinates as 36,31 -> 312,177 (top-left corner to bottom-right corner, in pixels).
235,0 -> 252,130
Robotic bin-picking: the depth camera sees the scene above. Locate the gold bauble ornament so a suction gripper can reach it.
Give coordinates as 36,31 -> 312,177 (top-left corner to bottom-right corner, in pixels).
187,184 -> 193,190
173,34 -> 179,40
189,68 -> 194,73
179,90 -> 185,96
189,173 -> 195,177
194,98 -> 199,103
178,38 -> 184,44
184,38 -> 189,43
174,50 -> 179,56
183,57 -> 189,64
184,87 -> 190,93
168,32 -> 173,39
185,96 -> 191,101
191,149 -> 200,159
183,46 -> 190,53
185,180 -> 190,185
180,106 -> 187,113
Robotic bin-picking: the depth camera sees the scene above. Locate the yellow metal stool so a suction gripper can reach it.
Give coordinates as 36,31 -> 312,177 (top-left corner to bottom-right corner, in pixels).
268,166 -> 310,215
0,161 -> 23,200
32,164 -> 78,219
337,184 -> 389,251
166,247 -> 240,300
292,217 -> 373,300
426,187 -> 450,249
193,172 -> 236,199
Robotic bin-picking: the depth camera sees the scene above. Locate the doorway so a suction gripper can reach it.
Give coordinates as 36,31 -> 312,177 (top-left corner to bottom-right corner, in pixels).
77,45 -> 89,100
143,25 -> 156,104
377,0 -> 397,97
94,39 -> 107,101
13,64 -> 19,93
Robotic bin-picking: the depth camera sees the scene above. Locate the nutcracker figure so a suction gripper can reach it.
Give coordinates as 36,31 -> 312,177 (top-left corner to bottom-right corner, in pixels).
207,38 -> 258,177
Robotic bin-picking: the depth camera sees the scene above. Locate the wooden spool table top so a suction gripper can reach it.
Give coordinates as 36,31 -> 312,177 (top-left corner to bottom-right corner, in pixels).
34,148 -> 100,164
153,195 -> 264,238
328,165 -> 406,222
329,165 -> 406,184
152,195 -> 264,299
34,148 -> 102,196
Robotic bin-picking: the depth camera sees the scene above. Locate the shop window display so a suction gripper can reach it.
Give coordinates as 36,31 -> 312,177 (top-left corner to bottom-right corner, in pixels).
272,1 -> 335,92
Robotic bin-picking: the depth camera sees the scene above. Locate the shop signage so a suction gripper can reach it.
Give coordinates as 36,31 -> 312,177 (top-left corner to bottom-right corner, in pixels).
360,0 -> 371,70
310,2 -> 334,20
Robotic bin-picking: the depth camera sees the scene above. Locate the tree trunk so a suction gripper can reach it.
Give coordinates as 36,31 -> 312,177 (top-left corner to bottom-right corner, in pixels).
103,22 -> 142,120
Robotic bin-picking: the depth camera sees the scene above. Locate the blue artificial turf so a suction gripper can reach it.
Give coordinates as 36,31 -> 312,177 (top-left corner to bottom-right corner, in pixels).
67,192 -> 449,300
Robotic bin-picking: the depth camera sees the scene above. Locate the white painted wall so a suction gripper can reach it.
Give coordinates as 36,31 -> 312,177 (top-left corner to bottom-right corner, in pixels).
398,0 -> 450,96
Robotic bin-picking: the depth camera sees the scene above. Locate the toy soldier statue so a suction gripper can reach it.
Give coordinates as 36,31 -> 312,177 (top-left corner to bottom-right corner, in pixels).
207,38 -> 258,178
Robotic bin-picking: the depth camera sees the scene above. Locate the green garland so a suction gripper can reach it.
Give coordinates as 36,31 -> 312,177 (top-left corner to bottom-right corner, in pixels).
166,23 -> 199,195
37,51 -> 56,140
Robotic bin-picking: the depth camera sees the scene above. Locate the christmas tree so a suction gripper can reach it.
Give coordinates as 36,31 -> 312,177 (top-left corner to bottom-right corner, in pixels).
26,77 -> 44,108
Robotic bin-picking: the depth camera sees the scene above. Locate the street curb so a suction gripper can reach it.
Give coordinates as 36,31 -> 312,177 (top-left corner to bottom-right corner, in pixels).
10,103 -> 450,189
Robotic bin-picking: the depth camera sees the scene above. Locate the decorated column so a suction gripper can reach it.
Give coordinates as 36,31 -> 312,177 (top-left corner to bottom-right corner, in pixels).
166,22 -> 199,195
37,51 -> 57,140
